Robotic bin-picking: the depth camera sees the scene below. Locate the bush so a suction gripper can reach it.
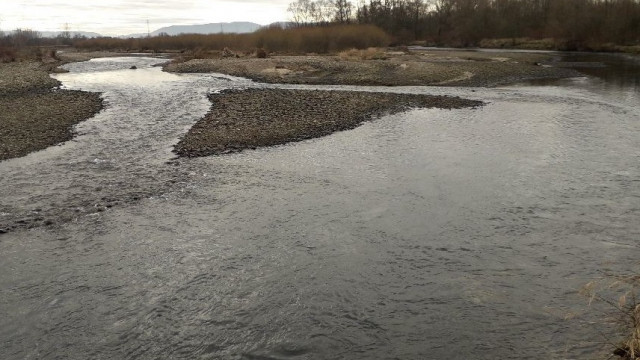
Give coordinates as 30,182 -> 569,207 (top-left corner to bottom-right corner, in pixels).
0,46 -> 17,63
338,47 -> 388,60
255,48 -> 267,58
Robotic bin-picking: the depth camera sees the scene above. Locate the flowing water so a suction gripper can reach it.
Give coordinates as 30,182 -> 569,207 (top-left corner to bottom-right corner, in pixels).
1,54 -> 639,359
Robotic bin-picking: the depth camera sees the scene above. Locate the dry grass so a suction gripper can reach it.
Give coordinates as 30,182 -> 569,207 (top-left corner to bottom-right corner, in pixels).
479,37 -> 561,50
73,24 -> 390,55
581,270 -> 640,359
479,38 -> 640,54
338,47 -> 388,60
583,43 -> 640,54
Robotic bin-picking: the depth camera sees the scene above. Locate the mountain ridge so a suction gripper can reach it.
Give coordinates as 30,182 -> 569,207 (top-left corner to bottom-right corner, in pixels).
133,21 -> 263,38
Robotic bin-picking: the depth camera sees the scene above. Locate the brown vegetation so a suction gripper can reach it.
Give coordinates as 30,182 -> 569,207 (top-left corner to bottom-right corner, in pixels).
256,48 -> 267,58
581,270 -> 640,359
338,47 -> 389,60
0,46 -> 17,63
354,0 -> 640,49
73,24 -> 390,54
287,0 -> 640,51
3,1 -> 638,56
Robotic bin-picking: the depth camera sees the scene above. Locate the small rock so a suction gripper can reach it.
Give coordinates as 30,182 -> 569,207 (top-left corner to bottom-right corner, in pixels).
0,228 -> 7,234
130,66 -> 137,70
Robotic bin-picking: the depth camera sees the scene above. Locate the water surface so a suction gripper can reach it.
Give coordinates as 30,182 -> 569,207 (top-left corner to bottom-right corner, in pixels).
1,55 -> 639,359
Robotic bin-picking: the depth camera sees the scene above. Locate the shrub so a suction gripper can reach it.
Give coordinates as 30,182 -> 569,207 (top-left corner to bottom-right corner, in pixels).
255,48 -> 267,58
338,47 -> 388,60
0,46 -> 17,63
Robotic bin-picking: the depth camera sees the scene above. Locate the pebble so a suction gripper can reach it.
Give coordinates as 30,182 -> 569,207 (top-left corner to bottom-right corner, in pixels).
175,88 -> 482,158
0,62 -> 103,161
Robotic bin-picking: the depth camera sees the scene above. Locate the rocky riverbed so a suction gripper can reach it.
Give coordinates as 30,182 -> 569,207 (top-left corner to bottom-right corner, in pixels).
0,61 -> 103,161
0,48 -> 576,161
175,88 -> 483,157
164,49 -> 580,87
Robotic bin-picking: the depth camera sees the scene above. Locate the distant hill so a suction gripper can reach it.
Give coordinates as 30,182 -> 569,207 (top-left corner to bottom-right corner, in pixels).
146,22 -> 262,37
265,22 -> 295,29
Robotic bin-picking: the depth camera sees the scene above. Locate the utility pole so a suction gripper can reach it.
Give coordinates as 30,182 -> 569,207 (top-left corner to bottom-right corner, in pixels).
147,19 -> 150,37
61,22 -> 71,39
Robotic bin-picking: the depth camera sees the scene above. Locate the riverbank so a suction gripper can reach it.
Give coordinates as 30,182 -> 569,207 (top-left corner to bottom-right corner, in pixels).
0,61 -> 103,161
164,49 -> 580,87
0,49 -> 582,162
175,88 -> 482,157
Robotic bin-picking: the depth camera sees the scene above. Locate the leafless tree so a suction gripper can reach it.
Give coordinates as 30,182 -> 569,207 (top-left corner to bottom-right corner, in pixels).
334,0 -> 354,22
310,0 -> 334,23
295,0 -> 640,47
288,0 -> 314,25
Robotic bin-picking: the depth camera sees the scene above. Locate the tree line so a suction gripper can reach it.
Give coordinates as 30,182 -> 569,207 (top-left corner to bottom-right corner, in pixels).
288,0 -> 640,48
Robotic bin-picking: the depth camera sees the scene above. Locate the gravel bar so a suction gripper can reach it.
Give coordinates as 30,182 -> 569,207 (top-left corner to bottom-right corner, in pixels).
165,51 -> 580,87
175,88 -> 483,157
0,61 -> 103,161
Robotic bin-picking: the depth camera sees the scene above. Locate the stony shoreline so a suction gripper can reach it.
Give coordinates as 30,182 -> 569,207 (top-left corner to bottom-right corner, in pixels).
175,88 -> 483,157
0,61 -> 103,161
164,50 -> 580,87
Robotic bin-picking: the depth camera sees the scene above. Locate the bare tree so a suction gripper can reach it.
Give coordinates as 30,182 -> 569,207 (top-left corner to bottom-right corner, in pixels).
61,23 -> 71,39
296,0 -> 640,47
334,0 -> 354,22
310,0 -> 334,23
288,0 -> 314,25
11,28 -> 41,47
288,0 -> 337,24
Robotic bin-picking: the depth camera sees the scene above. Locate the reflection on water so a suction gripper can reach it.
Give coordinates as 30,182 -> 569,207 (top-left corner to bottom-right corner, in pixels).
0,55 -> 639,360
561,53 -> 640,90
524,52 -> 640,105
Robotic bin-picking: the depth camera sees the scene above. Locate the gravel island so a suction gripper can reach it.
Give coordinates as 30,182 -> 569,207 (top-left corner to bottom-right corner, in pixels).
164,50 -> 580,87
175,88 -> 483,157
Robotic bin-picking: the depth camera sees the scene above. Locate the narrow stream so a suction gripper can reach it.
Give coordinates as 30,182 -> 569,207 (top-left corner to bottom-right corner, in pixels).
1,55 -> 639,359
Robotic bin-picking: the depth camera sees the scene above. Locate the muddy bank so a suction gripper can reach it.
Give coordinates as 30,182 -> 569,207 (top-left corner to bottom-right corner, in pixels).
0,61 -> 103,161
164,50 -> 579,87
175,88 -> 482,157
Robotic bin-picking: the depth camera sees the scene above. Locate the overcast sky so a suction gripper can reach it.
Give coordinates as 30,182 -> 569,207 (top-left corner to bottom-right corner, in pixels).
0,0 -> 292,36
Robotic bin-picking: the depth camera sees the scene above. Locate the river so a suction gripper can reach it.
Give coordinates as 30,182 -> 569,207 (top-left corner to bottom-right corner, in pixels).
1,54 -> 639,359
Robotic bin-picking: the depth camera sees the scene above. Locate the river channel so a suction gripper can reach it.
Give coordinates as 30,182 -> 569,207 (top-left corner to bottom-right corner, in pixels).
1,54 -> 639,359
